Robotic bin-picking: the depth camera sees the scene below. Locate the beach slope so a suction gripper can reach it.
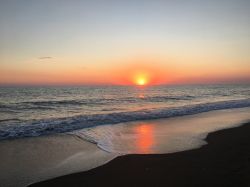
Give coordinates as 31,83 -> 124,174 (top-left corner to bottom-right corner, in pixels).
31,122 -> 250,187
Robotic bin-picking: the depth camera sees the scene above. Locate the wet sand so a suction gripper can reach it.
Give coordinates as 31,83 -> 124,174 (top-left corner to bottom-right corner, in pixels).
0,134 -> 115,187
31,121 -> 250,187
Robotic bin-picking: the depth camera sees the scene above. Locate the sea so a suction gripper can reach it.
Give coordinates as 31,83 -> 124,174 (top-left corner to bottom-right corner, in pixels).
1,84 -> 250,187
0,84 -> 250,141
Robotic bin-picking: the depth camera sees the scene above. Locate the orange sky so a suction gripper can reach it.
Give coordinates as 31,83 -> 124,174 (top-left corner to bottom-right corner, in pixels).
0,1 -> 250,86
1,55 -> 249,86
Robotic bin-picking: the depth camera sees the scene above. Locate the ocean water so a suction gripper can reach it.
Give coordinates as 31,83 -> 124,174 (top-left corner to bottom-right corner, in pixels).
0,84 -> 250,140
71,108 -> 250,154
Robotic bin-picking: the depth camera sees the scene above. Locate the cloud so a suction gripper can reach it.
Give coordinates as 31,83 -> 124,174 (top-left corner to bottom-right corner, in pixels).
39,56 -> 53,60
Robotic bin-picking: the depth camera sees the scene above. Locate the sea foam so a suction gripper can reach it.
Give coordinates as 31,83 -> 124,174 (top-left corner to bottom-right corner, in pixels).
0,99 -> 250,140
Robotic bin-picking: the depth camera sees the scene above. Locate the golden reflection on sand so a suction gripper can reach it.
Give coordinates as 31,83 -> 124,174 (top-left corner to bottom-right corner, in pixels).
134,124 -> 154,153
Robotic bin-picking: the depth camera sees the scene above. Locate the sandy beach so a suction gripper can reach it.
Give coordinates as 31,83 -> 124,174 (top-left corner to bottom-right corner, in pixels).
0,134 -> 115,187
1,108 -> 250,187
31,121 -> 250,187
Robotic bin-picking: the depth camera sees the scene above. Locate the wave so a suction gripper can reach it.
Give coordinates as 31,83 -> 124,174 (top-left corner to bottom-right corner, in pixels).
0,99 -> 250,140
0,118 -> 21,123
0,95 -> 194,110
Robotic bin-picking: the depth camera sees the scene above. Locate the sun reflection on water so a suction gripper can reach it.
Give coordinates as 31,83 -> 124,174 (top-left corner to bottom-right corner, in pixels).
134,124 -> 154,153
138,94 -> 145,99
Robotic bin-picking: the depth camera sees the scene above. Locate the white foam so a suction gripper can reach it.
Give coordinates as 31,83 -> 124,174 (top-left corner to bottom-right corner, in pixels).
71,107 -> 250,154
2,99 -> 250,140
1,108 -> 249,187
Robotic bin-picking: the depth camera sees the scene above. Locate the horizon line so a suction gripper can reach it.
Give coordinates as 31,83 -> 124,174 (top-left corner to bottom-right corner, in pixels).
1,82 -> 250,87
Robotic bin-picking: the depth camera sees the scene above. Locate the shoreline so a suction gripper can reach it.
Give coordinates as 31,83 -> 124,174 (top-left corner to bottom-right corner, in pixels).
31,121 -> 250,187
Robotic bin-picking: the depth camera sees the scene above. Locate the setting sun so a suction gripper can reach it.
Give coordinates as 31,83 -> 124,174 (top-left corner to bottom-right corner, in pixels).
136,78 -> 147,86
132,71 -> 151,86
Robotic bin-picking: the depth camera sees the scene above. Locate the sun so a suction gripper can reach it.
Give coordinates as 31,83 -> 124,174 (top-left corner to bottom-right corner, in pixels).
131,71 -> 150,86
136,77 -> 147,86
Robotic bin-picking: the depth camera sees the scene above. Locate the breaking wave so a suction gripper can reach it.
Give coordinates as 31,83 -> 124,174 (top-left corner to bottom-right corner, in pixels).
0,99 -> 250,140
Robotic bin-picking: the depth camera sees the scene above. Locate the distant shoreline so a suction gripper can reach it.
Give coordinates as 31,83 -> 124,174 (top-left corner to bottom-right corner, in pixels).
31,121 -> 250,187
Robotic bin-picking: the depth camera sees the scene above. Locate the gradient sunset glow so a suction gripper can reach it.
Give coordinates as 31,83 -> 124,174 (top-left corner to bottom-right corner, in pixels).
136,78 -> 147,86
0,0 -> 250,86
132,70 -> 150,86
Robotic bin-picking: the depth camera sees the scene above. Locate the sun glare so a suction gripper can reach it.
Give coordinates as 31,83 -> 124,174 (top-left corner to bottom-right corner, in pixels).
136,77 -> 147,86
137,78 -> 145,85
132,71 -> 151,86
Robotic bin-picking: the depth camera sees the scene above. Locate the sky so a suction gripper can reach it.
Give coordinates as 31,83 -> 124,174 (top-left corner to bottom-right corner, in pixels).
0,0 -> 250,85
